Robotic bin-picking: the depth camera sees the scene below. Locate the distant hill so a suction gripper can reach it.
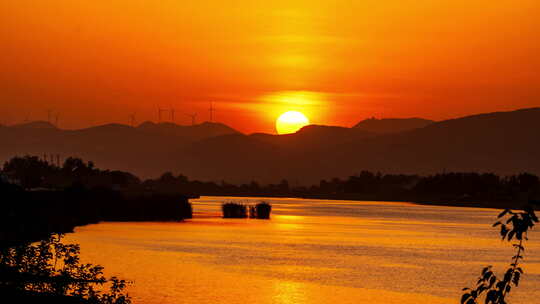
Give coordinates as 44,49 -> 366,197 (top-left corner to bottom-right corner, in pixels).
1,108 -> 539,184
0,122 -> 240,178
180,108 -> 540,183
331,108 -> 540,179
250,125 -> 374,151
353,117 -> 434,134
11,121 -> 58,130
137,121 -> 239,141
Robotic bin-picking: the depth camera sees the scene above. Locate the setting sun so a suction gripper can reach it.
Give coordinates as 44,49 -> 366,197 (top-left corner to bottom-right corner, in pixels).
276,111 -> 310,134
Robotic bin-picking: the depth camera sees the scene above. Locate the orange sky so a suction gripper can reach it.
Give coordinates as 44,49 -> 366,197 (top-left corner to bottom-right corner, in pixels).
1,0 -> 539,133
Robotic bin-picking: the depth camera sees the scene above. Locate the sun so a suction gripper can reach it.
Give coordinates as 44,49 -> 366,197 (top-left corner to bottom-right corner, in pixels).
276,111 -> 310,134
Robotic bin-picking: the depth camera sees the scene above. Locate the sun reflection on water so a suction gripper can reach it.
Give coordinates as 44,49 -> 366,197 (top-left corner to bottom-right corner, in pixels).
273,280 -> 307,304
63,197 -> 540,304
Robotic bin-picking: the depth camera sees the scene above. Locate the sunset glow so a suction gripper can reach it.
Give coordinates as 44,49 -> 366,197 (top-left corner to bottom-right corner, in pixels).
1,1 -> 539,133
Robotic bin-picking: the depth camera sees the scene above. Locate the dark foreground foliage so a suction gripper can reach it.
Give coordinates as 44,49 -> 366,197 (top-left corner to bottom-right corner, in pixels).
461,206 -> 538,304
0,234 -> 130,304
1,156 -> 194,304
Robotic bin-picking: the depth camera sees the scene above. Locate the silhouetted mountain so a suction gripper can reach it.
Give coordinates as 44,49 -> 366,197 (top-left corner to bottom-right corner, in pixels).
250,125 -> 374,150
1,108 -> 539,184
11,121 -> 58,130
180,134 -> 284,182
329,108 -> 540,180
137,121 -> 239,141
179,108 -> 540,183
353,117 -> 434,133
0,122 -> 240,178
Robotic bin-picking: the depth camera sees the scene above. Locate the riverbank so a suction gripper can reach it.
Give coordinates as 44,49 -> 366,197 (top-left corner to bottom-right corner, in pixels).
0,185 -> 192,249
301,194 -> 539,210
192,193 -> 539,211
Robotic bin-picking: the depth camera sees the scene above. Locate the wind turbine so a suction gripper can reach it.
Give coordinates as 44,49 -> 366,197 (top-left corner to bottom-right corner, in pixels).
209,102 -> 215,122
185,113 -> 197,126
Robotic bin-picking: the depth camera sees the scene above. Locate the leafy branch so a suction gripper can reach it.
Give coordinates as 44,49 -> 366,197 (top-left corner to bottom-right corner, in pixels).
461,206 -> 538,304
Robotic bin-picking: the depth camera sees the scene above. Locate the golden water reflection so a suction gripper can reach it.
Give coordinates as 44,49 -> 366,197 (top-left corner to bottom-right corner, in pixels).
64,197 -> 540,304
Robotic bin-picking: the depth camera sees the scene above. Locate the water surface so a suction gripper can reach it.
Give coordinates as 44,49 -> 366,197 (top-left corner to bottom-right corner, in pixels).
65,197 -> 540,304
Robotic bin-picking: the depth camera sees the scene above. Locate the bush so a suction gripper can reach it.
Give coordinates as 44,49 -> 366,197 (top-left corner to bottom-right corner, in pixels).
249,201 -> 272,219
0,234 -> 131,304
222,202 -> 247,218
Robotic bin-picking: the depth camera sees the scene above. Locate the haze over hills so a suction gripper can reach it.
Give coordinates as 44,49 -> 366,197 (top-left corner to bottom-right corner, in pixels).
0,121 -> 240,178
1,108 -> 539,184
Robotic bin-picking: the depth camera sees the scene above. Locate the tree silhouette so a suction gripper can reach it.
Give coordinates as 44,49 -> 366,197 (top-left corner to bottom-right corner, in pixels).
0,234 -> 131,304
3,156 -> 53,189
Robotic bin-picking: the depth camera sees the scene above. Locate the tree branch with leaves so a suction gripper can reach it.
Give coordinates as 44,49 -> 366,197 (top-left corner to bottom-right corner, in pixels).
461,206 -> 538,304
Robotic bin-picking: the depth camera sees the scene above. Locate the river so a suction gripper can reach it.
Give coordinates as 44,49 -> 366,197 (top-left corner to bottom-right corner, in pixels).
64,197 -> 540,304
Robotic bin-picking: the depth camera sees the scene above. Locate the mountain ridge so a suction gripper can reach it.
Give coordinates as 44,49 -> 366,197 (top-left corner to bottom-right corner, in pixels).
1,107 -> 539,184
353,117 -> 434,134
